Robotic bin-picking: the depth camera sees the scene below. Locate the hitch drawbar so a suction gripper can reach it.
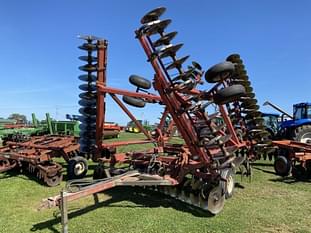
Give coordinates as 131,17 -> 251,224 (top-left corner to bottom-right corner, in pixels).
39,170 -> 175,209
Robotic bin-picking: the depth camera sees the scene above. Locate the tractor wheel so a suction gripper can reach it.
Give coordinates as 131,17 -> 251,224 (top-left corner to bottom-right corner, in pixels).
213,84 -> 246,105
122,96 -> 146,108
220,168 -> 235,199
129,75 -> 151,89
274,156 -> 291,177
205,61 -> 235,83
67,156 -> 88,179
292,125 -> 311,144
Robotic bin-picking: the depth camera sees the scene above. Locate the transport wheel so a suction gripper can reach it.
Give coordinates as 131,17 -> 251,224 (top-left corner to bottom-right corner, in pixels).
207,185 -> 225,215
213,84 -> 246,105
292,125 -> 311,144
122,96 -> 146,108
45,174 -> 63,187
67,156 -> 88,179
129,75 -> 152,89
93,164 -> 107,179
274,156 -> 291,177
221,169 -> 235,199
205,61 -> 235,83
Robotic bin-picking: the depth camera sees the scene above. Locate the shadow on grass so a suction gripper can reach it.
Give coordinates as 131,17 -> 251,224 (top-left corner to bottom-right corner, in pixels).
31,187 -> 214,232
235,182 -> 245,189
0,168 -> 57,186
269,176 -> 311,184
252,166 -> 276,175
251,162 -> 274,167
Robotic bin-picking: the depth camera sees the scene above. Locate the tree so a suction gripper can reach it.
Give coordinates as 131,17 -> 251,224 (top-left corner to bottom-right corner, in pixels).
8,113 -> 27,124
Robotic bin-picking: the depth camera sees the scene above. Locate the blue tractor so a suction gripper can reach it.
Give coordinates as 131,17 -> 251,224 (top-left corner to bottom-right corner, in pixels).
263,101 -> 311,143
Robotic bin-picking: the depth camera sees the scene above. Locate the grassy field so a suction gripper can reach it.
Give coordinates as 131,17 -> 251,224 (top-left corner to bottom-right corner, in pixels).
0,132 -> 311,233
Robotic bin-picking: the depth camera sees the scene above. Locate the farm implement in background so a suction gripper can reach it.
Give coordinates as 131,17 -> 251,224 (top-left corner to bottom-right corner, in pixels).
0,135 -> 80,186
263,101 -> 311,143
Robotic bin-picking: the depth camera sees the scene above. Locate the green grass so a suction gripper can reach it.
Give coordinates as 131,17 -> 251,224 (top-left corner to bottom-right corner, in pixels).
0,132 -> 311,233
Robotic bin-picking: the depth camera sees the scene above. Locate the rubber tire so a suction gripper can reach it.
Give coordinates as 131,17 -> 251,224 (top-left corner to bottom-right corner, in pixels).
220,169 -> 235,199
205,61 -> 235,83
213,84 -> 246,105
93,164 -> 107,179
292,125 -> 311,144
129,75 -> 151,89
274,156 -> 291,177
67,156 -> 88,179
122,96 -> 146,108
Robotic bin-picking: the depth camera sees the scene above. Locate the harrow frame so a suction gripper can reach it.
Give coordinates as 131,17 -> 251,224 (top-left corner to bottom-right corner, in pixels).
41,6 -> 275,233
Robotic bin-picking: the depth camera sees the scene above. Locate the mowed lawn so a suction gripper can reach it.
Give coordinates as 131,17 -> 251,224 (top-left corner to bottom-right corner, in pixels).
0,132 -> 311,233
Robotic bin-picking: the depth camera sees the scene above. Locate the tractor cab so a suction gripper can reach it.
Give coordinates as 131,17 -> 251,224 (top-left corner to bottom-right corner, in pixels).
261,113 -> 280,138
293,103 -> 311,120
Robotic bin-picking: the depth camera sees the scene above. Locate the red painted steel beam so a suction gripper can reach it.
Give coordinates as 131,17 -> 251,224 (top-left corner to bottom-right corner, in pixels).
137,34 -> 210,164
97,84 -> 162,102
218,105 -> 241,146
102,139 -> 153,148
95,40 -> 108,160
109,94 -> 153,140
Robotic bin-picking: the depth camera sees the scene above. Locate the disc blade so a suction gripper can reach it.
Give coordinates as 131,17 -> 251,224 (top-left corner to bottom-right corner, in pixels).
172,70 -> 194,81
153,31 -> 178,47
158,43 -> 183,59
79,115 -> 96,123
207,186 -> 225,215
168,187 -> 178,197
79,145 -> 91,153
79,99 -> 96,107
144,19 -> 171,36
79,64 -> 97,72
79,130 -> 96,139
166,55 -> 190,70
78,35 -> 101,41
190,193 -> 200,206
79,138 -> 96,145
78,43 -> 97,51
245,111 -> 262,117
241,92 -> 255,98
140,7 -> 166,24
78,74 -> 97,82
79,92 -> 97,100
241,101 -> 259,110
199,194 -> 209,210
79,84 -> 97,92
79,107 -> 97,116
79,123 -> 96,131
79,56 -> 97,62
241,108 -> 259,114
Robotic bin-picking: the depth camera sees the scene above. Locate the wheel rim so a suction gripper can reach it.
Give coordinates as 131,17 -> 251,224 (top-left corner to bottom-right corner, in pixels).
300,132 -> 311,144
74,162 -> 86,176
226,175 -> 234,195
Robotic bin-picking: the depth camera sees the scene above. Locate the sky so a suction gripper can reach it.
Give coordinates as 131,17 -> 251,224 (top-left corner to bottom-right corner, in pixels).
0,0 -> 310,125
